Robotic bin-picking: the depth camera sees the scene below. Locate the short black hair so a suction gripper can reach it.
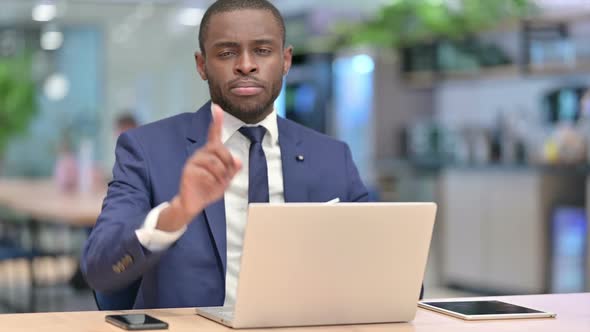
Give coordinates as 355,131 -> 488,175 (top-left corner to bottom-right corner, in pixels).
116,112 -> 137,128
198,0 -> 286,55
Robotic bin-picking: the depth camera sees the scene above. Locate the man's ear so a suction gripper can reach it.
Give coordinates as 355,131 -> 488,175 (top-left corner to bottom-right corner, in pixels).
195,52 -> 207,80
283,46 -> 293,76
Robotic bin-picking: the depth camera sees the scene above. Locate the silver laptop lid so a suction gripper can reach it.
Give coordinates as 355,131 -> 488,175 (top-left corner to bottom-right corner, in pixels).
231,202 -> 437,328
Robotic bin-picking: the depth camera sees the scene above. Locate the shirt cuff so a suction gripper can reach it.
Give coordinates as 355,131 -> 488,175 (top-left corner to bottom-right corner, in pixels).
135,202 -> 187,252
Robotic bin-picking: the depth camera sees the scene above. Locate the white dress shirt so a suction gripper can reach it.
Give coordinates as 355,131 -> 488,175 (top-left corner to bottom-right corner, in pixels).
135,107 -> 284,306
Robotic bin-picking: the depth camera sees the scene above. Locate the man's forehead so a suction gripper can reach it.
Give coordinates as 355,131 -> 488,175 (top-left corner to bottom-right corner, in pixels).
204,9 -> 283,45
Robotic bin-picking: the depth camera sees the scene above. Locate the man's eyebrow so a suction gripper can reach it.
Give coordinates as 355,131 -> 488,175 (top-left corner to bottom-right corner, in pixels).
212,41 -> 240,48
211,38 -> 278,49
253,39 -> 275,45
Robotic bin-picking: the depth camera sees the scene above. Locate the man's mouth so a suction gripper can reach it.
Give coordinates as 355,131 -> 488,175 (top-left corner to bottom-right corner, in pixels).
229,81 -> 264,97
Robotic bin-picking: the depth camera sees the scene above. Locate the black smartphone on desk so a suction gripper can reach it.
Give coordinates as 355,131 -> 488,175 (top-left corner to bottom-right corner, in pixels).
105,314 -> 168,330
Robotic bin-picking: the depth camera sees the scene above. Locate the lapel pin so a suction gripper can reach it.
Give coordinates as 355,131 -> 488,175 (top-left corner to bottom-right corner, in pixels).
296,155 -> 304,162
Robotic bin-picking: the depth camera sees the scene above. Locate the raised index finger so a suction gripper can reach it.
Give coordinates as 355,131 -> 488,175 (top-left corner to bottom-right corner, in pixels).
208,103 -> 224,143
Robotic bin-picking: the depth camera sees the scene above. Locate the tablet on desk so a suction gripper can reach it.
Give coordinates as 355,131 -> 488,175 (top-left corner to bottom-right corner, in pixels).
419,300 -> 556,320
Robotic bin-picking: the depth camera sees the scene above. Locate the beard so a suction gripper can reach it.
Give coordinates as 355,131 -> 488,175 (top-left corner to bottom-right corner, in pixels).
206,72 -> 284,124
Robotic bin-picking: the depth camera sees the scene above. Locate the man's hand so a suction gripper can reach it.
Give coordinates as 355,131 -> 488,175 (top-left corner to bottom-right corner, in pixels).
157,104 -> 242,232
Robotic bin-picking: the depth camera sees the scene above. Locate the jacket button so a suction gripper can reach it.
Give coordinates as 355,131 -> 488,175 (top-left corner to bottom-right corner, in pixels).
122,254 -> 133,266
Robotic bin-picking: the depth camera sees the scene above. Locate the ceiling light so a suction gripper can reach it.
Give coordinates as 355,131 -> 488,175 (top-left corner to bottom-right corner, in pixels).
41,30 -> 63,50
352,54 -> 375,74
32,3 -> 57,22
44,73 -> 69,101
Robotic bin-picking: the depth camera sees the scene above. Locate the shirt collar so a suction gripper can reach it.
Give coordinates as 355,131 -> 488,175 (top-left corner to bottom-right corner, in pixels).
211,104 -> 279,145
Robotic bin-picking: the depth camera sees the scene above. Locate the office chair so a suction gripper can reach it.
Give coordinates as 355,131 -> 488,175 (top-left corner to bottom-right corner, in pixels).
93,278 -> 141,310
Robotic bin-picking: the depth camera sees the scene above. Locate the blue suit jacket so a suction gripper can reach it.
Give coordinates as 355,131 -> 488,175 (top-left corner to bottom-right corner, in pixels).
82,102 -> 368,309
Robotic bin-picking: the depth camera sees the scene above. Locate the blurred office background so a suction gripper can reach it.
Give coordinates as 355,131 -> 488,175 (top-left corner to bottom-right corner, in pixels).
0,0 -> 589,313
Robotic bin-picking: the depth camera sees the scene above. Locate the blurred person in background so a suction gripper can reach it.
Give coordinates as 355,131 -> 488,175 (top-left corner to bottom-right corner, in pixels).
82,0 -> 368,310
115,112 -> 138,136
53,134 -> 78,193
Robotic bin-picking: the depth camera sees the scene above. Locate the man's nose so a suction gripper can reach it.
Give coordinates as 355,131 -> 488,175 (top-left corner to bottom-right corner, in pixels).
234,52 -> 258,75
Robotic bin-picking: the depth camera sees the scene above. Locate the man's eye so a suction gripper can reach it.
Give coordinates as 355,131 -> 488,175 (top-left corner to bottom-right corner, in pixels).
256,48 -> 271,55
219,51 -> 235,58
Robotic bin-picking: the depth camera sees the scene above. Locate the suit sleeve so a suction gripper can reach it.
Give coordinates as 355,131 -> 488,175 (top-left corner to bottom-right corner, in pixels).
81,132 -> 165,292
343,144 -> 369,202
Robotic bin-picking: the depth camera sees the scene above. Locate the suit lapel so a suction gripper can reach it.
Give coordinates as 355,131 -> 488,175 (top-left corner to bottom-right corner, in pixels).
183,112 -> 309,273
185,102 -> 227,273
278,117 -> 309,202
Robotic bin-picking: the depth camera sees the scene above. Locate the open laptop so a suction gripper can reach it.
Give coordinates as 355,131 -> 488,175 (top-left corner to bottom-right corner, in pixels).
196,202 -> 437,328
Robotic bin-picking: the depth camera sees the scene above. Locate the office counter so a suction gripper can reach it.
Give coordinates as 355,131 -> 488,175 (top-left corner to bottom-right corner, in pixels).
1,293 -> 588,332
440,168 -> 587,294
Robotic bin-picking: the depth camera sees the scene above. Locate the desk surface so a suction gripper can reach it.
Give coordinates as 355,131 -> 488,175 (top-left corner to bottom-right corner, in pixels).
0,178 -> 105,226
0,293 -> 588,332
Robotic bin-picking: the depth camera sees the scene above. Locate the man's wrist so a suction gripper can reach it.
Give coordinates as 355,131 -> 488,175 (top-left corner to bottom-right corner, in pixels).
156,196 -> 198,232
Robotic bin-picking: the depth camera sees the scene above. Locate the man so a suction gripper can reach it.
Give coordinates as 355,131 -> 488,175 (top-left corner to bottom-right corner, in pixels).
82,0 -> 368,309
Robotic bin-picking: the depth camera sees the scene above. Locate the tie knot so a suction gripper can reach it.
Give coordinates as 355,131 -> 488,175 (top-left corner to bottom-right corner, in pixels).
239,126 -> 266,144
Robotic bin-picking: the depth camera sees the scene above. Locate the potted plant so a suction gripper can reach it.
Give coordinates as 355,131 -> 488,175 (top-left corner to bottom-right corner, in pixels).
0,55 -> 37,173
336,0 -> 535,74
341,0 -> 534,48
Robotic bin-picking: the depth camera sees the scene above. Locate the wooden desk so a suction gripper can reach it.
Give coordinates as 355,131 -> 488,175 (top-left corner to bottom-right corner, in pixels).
0,178 -> 105,227
0,293 -> 588,332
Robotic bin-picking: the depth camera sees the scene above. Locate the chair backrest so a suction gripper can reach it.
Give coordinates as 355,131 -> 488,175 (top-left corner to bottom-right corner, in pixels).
93,279 -> 141,310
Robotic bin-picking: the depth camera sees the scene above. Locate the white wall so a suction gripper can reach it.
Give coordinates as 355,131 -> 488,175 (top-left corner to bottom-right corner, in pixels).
63,2 -> 211,171
101,6 -> 210,171
372,50 -> 434,159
